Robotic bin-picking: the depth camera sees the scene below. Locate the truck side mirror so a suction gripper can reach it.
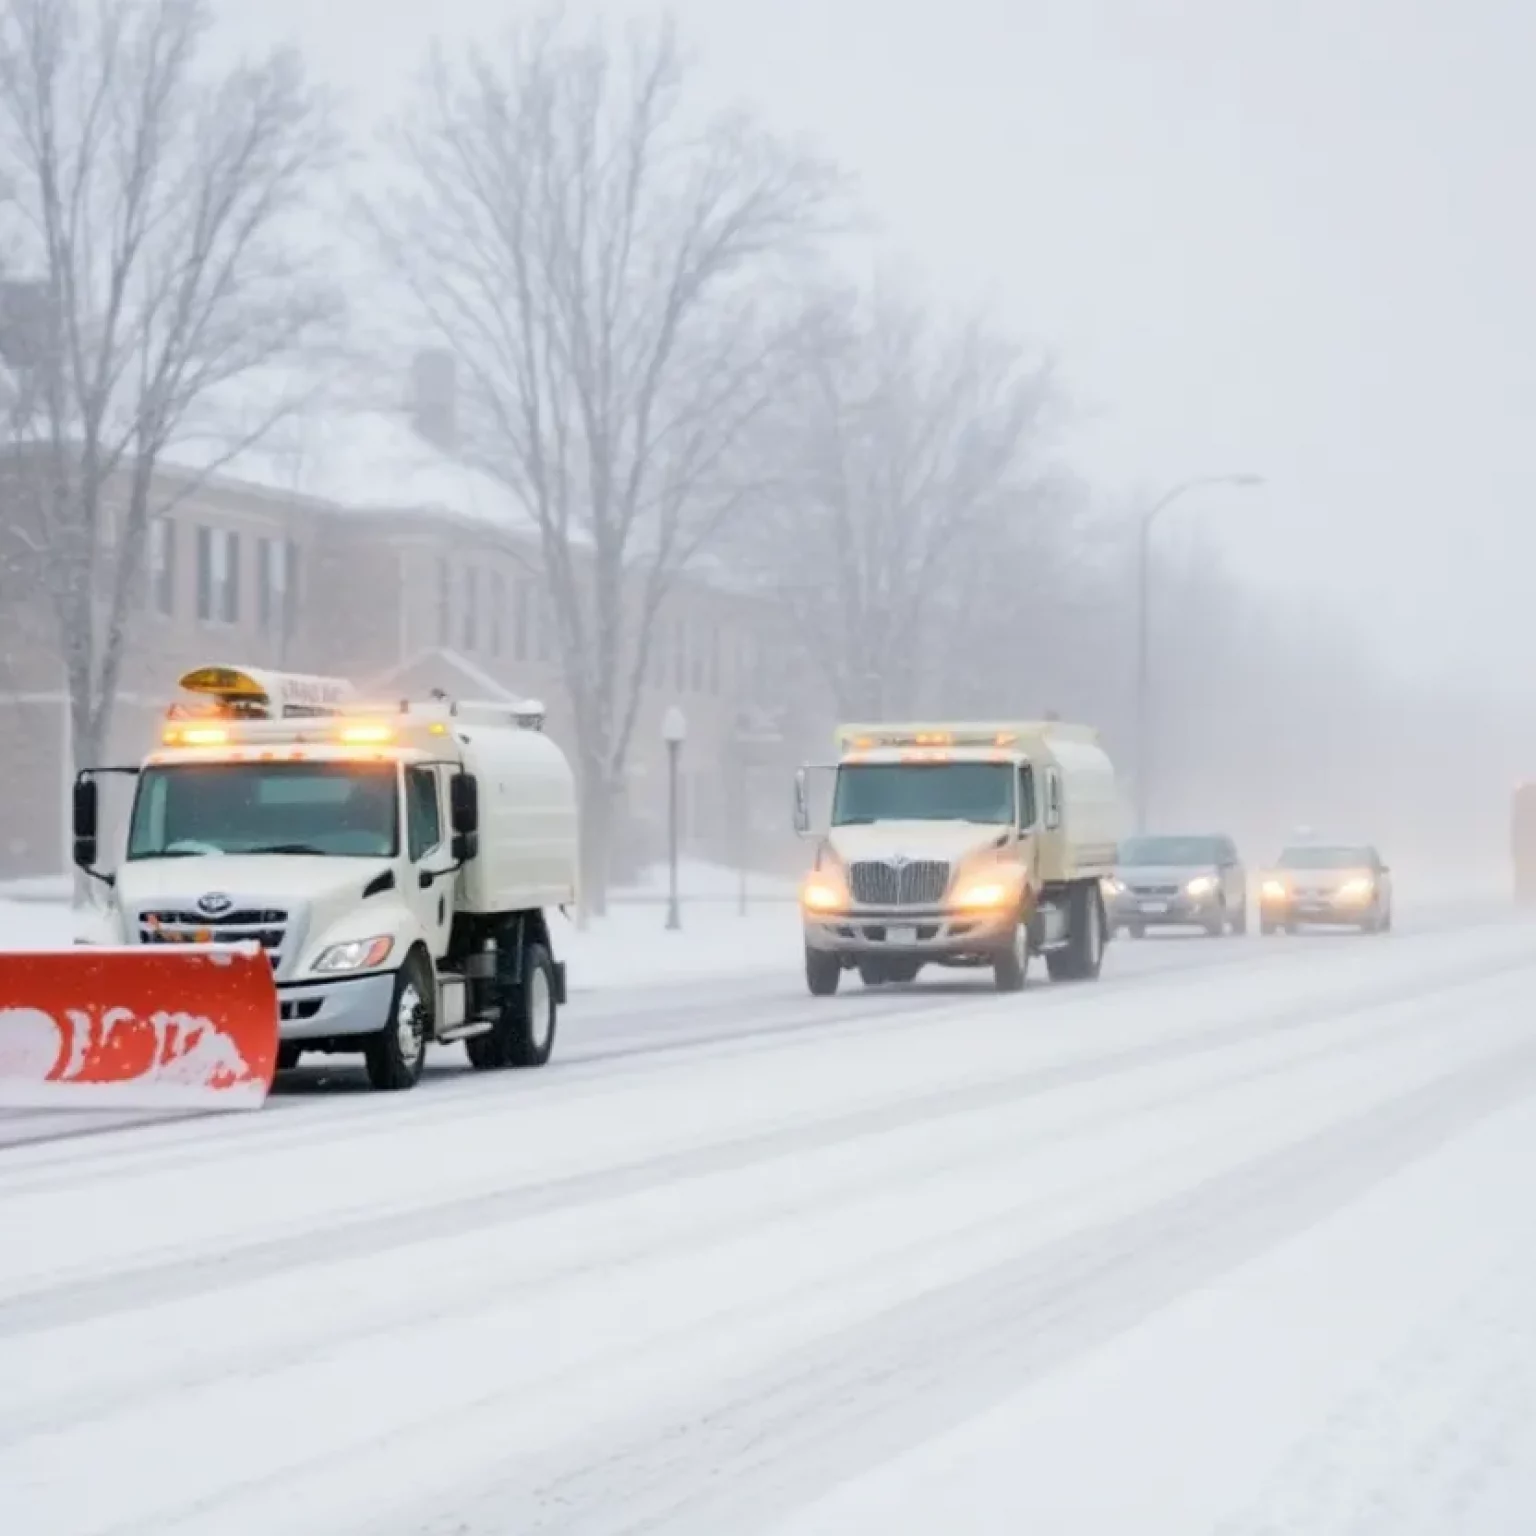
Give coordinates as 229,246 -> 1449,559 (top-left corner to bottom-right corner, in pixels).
450,773 -> 479,836
792,767 -> 810,836
72,777 -> 98,870
449,774 -> 479,863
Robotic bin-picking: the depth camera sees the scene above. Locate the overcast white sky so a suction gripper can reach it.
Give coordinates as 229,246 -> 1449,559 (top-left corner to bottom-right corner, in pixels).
216,0 -> 1536,694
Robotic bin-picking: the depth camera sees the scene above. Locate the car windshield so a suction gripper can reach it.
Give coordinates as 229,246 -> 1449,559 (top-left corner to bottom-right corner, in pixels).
832,762 -> 1014,826
1118,835 -> 1225,867
126,761 -> 400,860
1277,845 -> 1371,869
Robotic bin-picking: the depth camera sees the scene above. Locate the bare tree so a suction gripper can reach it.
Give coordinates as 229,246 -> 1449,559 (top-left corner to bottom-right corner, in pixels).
366,8 -> 847,912
0,0 -> 343,797
740,282 -> 1057,718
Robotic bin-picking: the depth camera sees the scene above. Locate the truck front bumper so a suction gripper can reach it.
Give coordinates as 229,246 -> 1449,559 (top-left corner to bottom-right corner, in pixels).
804,906 -> 1018,962
276,971 -> 396,1040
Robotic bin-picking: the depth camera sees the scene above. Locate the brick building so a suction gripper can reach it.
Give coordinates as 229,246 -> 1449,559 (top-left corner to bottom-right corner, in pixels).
0,357 -> 826,882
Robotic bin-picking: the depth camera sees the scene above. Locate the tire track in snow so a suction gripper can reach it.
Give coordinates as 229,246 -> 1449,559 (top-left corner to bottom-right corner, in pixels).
1211,1219 -> 1536,1536
368,1034 -> 1536,1536
0,925 -> 1273,1158
1,961 -> 1496,1447
3,941 -> 1532,1339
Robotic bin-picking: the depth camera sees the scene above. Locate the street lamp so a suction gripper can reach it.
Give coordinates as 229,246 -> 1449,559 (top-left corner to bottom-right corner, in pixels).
1135,473 -> 1264,833
662,706 -> 687,931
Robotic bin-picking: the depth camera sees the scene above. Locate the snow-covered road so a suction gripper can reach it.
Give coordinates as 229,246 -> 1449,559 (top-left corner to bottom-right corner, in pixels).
5,906 -> 1536,1533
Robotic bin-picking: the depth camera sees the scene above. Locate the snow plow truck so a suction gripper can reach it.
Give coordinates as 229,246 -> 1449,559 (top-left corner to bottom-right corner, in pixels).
0,664 -> 579,1112
793,720 -> 1123,994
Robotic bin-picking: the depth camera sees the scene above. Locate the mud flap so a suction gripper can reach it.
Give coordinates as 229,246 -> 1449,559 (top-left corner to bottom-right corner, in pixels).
0,944 -> 279,1111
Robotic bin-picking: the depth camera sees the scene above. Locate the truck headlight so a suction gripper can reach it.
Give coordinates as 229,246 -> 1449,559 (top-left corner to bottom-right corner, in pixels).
313,936 -> 394,972
801,876 -> 847,913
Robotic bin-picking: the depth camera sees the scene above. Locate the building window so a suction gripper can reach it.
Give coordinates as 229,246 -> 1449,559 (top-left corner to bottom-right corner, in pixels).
150,517 -> 175,616
673,618 -> 687,691
256,536 -> 292,634
196,526 -> 239,623
463,566 -> 478,652
437,558 -> 450,644
515,582 -> 530,661
489,571 -> 504,656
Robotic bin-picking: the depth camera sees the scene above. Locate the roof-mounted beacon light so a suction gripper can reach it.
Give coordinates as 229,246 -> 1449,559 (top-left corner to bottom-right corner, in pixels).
513,698 -> 546,731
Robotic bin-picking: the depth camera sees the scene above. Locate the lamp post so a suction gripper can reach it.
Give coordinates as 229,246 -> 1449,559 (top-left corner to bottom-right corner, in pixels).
1135,473 -> 1264,833
662,706 -> 687,930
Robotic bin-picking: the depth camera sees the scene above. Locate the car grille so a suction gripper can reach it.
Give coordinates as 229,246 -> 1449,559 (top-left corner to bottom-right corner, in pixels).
1128,883 -> 1181,897
848,859 -> 950,907
139,908 -> 289,970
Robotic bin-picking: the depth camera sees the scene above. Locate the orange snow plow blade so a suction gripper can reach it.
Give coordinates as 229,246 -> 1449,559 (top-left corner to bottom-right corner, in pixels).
0,945 -> 278,1111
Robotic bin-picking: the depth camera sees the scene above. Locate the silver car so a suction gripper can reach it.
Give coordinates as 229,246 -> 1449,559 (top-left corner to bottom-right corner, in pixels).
1107,833 -> 1248,938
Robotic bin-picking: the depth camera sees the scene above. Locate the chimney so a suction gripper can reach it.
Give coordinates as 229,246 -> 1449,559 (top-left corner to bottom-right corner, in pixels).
410,347 -> 456,450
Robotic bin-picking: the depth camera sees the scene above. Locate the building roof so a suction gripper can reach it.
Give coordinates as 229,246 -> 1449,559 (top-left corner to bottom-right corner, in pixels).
156,384 -> 538,539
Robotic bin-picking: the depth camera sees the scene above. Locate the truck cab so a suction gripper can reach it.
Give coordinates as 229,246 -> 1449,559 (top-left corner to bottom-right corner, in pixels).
72,665 -> 579,1091
793,721 -> 1123,995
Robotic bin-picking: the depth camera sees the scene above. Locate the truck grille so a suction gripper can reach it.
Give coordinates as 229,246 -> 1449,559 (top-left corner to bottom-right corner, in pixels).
848,860 -> 950,907
138,908 -> 289,969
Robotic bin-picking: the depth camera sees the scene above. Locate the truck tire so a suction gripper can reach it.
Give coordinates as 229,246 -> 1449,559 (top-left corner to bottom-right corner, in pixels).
1046,883 -> 1105,982
364,951 -> 431,1091
806,947 -> 841,996
465,942 -> 559,1069
993,923 -> 1029,992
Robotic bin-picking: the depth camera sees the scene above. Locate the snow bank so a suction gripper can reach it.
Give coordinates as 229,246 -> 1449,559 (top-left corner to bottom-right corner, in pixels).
560,902 -> 802,991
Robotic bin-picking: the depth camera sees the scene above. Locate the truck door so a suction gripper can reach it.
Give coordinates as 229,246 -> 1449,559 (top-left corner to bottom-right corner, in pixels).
404,764 -> 455,959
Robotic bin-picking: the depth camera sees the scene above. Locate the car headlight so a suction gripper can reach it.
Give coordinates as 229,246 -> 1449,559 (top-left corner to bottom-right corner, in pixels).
1336,877 -> 1374,902
1186,875 -> 1218,897
313,935 -> 395,972
1261,879 -> 1287,900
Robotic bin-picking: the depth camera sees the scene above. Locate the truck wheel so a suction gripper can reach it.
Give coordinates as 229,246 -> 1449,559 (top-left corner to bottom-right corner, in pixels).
364,952 -> 431,1091
466,942 -> 559,1069
1047,884 -> 1105,982
993,923 -> 1029,992
806,947 -> 841,996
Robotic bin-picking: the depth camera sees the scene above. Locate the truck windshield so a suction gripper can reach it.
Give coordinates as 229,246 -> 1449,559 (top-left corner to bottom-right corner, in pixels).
1118,835 -> 1225,866
832,762 -> 1014,826
126,761 -> 399,860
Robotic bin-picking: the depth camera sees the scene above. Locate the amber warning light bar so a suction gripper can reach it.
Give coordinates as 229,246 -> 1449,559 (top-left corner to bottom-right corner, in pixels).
168,665 -> 356,723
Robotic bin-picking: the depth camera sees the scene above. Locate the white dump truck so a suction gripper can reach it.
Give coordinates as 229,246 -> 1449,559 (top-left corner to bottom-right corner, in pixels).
70,664 -> 579,1091
793,720 -> 1123,994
